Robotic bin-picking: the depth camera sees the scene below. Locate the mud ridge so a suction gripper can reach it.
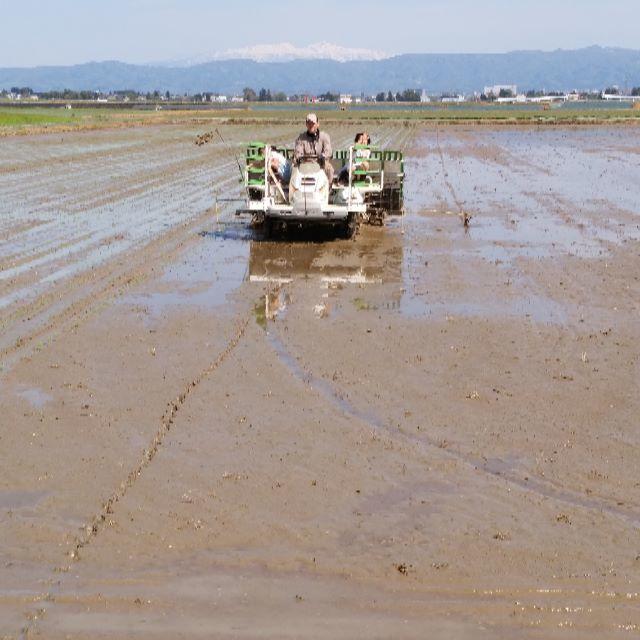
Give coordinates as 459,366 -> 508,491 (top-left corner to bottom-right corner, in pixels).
70,315 -> 249,560
18,316 -> 249,640
0,234 -> 185,365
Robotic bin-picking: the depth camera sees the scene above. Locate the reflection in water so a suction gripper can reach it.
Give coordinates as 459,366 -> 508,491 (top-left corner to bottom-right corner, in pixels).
16,385 -> 53,409
0,489 -> 49,511
247,226 -> 404,289
124,224 -> 250,315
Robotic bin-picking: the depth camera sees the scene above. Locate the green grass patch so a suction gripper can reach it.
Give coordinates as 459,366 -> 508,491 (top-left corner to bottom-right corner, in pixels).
253,297 -> 267,329
352,297 -> 377,311
0,108 -> 82,127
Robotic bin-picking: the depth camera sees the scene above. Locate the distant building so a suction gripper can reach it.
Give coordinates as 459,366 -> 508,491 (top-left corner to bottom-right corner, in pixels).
495,93 -> 526,104
527,94 -> 567,103
231,95 -> 244,102
339,94 -> 352,104
484,84 -> 518,98
213,95 -> 228,103
602,91 -> 640,102
420,90 -> 430,103
441,95 -> 465,103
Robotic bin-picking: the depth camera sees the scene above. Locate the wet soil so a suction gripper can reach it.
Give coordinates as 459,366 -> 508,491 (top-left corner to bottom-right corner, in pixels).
0,124 -> 639,639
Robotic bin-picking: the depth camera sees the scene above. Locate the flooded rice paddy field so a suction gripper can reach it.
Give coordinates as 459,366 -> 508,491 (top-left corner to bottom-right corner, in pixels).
0,123 -> 639,638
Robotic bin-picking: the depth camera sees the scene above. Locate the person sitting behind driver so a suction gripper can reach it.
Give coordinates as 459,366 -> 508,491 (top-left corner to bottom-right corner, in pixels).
269,149 -> 291,184
338,132 -> 370,184
294,113 -> 334,185
359,132 -> 372,165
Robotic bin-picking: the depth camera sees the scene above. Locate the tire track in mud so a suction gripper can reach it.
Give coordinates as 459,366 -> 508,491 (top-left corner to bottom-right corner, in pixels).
0,135 -> 200,204
435,125 -> 469,223
0,130 -> 223,179
0,231 -> 94,276
0,149 -> 233,254
3,163 -> 226,259
0,203 -> 227,366
18,315 -> 250,640
395,123 -> 419,151
265,326 -> 640,531
51,133 -> 258,214
69,315 -> 250,560
0,160 -> 235,280
0,124 -> 263,227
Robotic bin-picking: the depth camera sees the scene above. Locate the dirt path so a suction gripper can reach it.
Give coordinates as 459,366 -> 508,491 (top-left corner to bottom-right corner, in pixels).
1,124 -> 639,639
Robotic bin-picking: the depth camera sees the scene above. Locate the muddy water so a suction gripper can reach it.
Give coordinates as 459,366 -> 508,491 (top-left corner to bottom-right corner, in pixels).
1,124 -> 639,639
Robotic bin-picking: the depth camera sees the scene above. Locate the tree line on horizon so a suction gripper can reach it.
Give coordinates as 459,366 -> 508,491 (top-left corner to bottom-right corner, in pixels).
0,86 -> 427,102
3,85 -> 640,102
241,88 -> 425,102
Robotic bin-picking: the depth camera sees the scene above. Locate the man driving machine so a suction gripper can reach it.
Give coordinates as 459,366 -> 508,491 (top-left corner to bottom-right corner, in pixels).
293,113 -> 334,185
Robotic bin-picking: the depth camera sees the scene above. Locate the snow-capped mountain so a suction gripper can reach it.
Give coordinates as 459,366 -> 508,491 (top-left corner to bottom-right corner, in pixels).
216,42 -> 389,63
159,42 -> 389,67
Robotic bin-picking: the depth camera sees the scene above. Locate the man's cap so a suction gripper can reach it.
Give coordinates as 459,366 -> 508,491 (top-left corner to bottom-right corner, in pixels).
306,113 -> 318,124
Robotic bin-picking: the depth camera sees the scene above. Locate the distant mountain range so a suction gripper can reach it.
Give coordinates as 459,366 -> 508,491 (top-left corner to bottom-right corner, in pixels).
2,46 -> 640,95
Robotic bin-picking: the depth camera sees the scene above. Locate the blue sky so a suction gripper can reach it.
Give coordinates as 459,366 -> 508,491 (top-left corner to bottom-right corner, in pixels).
2,0 -> 639,67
